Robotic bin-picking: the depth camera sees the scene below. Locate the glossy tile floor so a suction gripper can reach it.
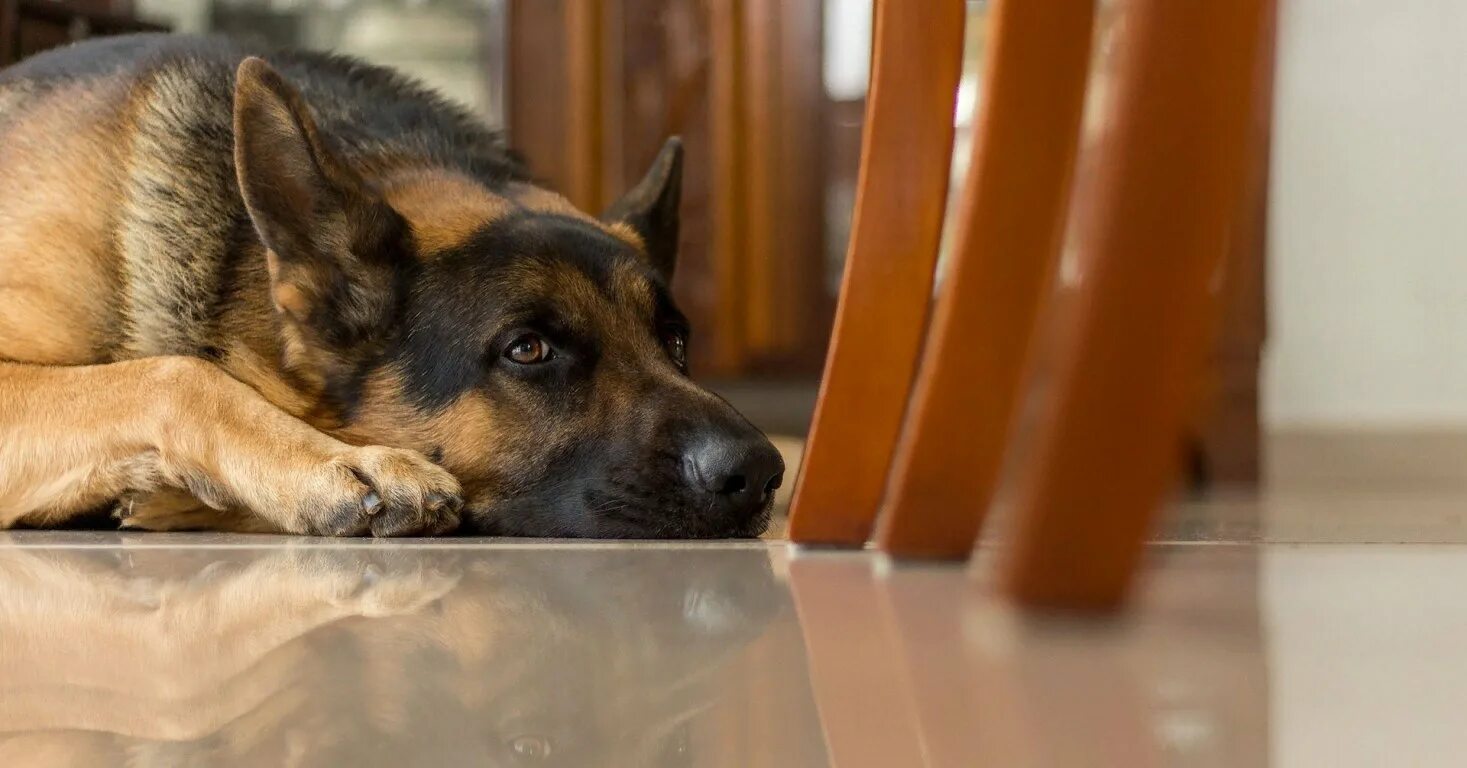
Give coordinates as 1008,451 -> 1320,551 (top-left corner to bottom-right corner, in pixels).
1,530 -> 1465,767
4,431 -> 1467,766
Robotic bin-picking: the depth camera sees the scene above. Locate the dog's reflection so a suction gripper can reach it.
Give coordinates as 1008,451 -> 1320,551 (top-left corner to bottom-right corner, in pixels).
0,543 -> 785,766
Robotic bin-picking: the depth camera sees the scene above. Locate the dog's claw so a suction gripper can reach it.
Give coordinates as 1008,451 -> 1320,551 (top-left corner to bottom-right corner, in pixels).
425,492 -> 459,513
423,492 -> 463,536
307,446 -> 461,536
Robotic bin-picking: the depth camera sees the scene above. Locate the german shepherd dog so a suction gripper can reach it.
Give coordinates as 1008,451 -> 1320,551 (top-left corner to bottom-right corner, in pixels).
0,35 -> 784,537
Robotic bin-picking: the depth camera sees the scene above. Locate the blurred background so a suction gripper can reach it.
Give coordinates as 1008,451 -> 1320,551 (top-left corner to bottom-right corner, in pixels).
6,0 -> 1465,521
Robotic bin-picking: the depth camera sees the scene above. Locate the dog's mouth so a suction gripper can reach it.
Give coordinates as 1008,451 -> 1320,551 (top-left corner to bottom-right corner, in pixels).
457,488 -> 775,540
448,408 -> 784,539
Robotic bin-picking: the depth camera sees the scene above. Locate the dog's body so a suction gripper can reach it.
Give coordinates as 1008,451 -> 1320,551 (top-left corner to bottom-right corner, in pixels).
0,35 -> 782,537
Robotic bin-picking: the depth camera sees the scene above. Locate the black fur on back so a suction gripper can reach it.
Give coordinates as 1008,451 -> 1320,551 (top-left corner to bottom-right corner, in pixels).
0,33 -> 530,189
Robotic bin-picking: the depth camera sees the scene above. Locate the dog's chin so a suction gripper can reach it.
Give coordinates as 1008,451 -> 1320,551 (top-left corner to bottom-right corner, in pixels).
721,506 -> 773,540
590,492 -> 775,540
461,494 -> 773,540
605,498 -> 773,540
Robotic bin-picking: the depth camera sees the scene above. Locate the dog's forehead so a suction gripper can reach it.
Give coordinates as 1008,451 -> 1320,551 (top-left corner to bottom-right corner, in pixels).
450,214 -> 658,325
383,172 -> 643,256
391,180 -> 662,334
537,258 -> 658,327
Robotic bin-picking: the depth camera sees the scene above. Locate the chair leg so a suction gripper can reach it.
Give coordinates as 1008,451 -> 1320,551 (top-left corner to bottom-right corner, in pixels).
875,0 -> 1095,559
999,0 -> 1270,609
786,0 -> 965,546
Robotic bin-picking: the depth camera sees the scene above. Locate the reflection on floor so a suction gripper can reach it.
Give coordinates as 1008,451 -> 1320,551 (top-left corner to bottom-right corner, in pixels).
0,537 -> 825,767
1,533 -> 1463,766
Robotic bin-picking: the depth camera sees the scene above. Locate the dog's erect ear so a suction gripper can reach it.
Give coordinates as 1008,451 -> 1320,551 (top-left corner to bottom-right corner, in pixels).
603,136 -> 683,281
233,57 -> 405,353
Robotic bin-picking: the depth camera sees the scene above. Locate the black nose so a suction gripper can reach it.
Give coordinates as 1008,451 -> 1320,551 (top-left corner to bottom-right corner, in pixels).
684,434 -> 785,514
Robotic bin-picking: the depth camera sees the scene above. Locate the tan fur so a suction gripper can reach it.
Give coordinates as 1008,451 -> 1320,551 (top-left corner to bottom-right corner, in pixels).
503,181 -> 595,219
335,371 -> 504,485
383,173 -> 627,256
0,81 -> 128,364
382,170 -> 515,253
0,357 -> 460,534
606,220 -> 648,252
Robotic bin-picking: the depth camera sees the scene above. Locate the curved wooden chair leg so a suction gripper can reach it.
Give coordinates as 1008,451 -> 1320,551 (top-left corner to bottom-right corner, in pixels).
875,0 -> 1095,559
786,0 -> 965,546
1000,0 -> 1270,609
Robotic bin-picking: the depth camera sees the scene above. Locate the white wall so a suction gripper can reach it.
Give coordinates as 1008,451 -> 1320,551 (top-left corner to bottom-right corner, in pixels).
1266,0 -> 1467,428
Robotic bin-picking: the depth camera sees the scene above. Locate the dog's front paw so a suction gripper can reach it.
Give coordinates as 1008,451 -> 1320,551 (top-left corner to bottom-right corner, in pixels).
301,446 -> 463,537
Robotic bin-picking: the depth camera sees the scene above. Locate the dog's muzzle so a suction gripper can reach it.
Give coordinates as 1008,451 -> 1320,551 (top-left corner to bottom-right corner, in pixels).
680,428 -> 785,532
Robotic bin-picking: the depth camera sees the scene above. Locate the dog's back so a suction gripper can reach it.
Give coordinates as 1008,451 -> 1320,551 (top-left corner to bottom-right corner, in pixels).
0,34 -> 526,366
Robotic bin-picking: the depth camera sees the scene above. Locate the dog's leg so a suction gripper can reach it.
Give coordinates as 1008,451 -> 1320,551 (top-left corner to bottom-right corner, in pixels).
113,486 -> 277,532
0,357 -> 462,535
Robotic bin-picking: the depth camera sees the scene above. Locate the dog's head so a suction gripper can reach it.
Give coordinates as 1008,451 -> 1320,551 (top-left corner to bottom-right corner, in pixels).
231,59 -> 783,537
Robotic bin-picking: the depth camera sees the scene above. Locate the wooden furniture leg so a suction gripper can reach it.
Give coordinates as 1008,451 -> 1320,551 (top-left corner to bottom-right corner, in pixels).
1000,0 -> 1269,609
875,0 -> 1095,559
786,0 -> 965,546
1192,0 -> 1279,491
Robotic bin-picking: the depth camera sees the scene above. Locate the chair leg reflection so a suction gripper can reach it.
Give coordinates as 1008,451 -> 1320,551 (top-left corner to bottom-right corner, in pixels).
787,556 -> 927,767
788,550 -> 1272,766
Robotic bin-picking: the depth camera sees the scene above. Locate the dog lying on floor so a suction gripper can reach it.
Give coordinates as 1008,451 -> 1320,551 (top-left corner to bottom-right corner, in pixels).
0,34 -> 783,537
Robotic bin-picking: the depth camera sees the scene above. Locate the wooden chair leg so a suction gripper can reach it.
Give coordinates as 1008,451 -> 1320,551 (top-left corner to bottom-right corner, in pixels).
786,0 -> 965,546
1192,0 -> 1279,491
1000,0 -> 1270,609
875,0 -> 1095,559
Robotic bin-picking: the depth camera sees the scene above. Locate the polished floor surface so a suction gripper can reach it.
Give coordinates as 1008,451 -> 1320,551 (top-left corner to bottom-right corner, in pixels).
0,529 -> 1463,767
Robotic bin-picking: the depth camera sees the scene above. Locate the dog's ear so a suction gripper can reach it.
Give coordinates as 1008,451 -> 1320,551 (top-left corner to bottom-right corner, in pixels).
233,57 -> 405,355
603,136 -> 682,281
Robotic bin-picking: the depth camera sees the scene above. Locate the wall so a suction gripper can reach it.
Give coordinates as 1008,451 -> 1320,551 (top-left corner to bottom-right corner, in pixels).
1266,0 -> 1467,427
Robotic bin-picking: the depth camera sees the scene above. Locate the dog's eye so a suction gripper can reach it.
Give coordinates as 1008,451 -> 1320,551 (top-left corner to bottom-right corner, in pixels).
663,328 -> 688,369
504,334 -> 554,365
